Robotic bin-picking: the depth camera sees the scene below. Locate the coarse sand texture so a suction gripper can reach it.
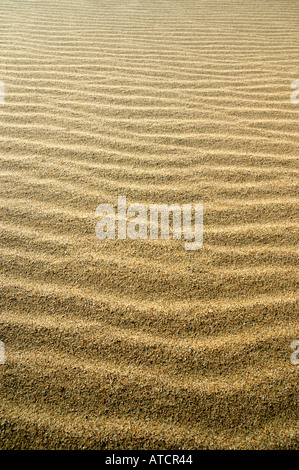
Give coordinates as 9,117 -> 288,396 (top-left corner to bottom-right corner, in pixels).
0,0 -> 298,449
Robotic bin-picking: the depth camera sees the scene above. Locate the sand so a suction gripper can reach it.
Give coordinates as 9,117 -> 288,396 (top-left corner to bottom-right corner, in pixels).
0,0 -> 298,450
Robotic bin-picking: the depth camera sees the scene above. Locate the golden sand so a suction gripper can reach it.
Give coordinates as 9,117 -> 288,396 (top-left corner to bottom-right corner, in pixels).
0,0 -> 298,449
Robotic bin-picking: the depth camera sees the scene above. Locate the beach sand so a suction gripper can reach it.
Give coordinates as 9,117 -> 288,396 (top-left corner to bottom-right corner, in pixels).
0,0 -> 298,449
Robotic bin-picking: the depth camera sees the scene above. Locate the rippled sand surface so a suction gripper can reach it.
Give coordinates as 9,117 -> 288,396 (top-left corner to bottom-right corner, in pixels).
0,0 -> 298,449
